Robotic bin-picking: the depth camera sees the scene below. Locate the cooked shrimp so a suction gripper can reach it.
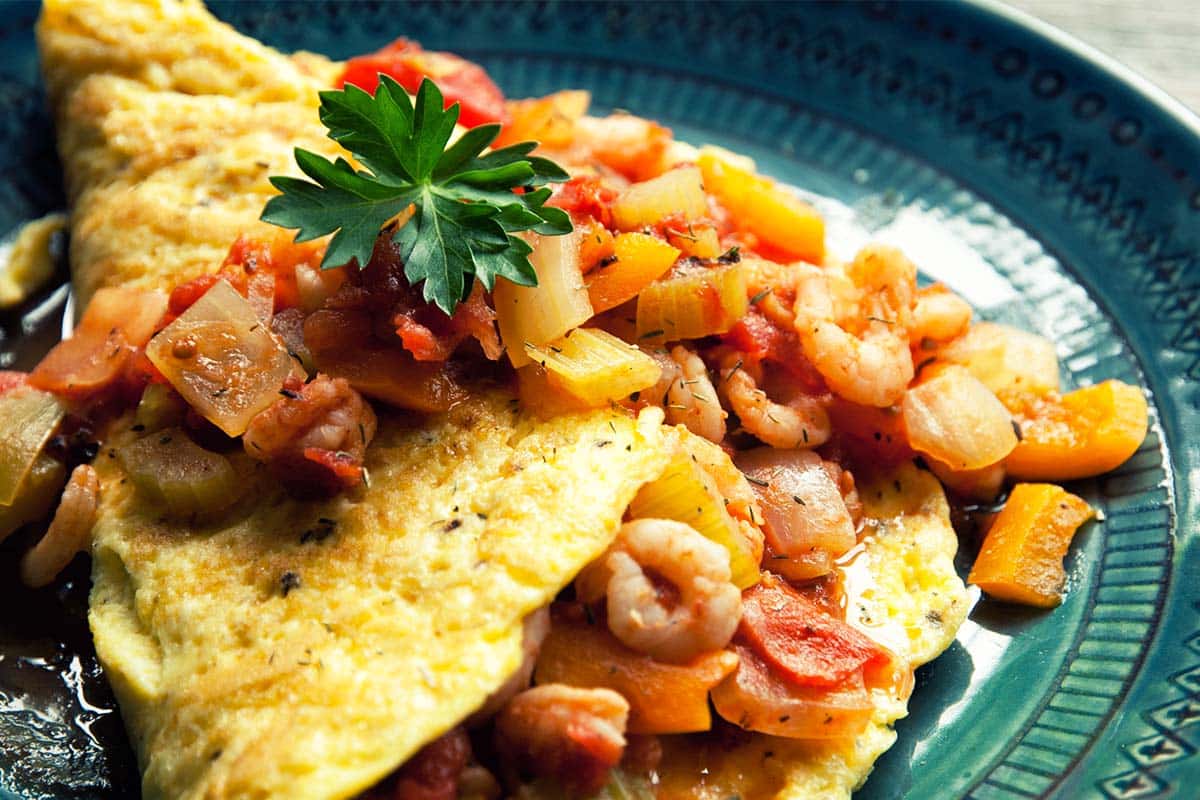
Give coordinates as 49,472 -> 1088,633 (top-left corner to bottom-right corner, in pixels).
793,245 -> 917,407
664,346 -> 726,443
243,373 -> 377,494
20,464 -> 99,588
718,352 -> 830,449
604,518 -> 741,663
910,285 -> 972,345
495,684 -> 629,795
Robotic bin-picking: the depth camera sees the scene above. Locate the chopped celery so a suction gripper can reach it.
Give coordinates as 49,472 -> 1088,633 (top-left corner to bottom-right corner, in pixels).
630,446 -> 760,588
117,429 -> 240,517
495,231 -> 593,368
635,262 -> 748,344
524,328 -> 661,408
0,387 -> 65,506
134,383 -> 188,432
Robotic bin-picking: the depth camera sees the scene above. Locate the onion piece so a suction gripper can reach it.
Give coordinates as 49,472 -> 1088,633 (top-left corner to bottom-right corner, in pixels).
0,454 -> 66,542
735,448 -> 855,581
523,328 -> 661,408
145,280 -> 304,436
710,644 -> 874,740
902,365 -> 1019,471
937,322 -> 1059,397
495,231 -> 592,368
117,429 -> 240,517
0,386 -> 65,506
635,262 -> 747,344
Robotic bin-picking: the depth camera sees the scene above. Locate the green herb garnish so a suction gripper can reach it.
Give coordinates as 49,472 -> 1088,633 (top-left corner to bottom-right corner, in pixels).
261,76 -> 572,313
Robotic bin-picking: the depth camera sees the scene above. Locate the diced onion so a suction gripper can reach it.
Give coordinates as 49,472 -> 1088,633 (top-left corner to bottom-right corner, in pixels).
902,365 -> 1018,471
524,328 -> 662,408
611,167 -> 707,231
145,280 -> 304,436
0,454 -> 66,542
635,262 -> 748,343
495,231 -> 593,368
735,448 -> 855,581
711,644 -> 874,740
117,428 -> 240,517
937,322 -> 1060,396
629,447 -> 760,589
0,386 -> 65,506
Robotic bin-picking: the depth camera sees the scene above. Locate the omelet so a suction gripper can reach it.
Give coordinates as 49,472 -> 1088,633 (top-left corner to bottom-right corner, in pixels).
36,2 -> 968,798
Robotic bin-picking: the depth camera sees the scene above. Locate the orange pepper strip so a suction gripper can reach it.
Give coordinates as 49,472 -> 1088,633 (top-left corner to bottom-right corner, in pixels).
585,232 -> 679,314
698,150 -> 824,263
1003,380 -> 1148,481
534,608 -> 738,735
968,483 -> 1095,608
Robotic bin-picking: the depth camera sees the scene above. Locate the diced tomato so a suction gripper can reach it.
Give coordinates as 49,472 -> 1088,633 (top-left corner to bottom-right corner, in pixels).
340,38 -> 506,128
30,287 -> 167,401
167,274 -> 221,323
221,234 -> 323,314
737,575 -> 891,690
164,236 -> 323,326
392,283 -> 500,362
303,308 -> 467,413
550,177 -> 618,230
0,371 -> 27,395
722,307 -> 826,391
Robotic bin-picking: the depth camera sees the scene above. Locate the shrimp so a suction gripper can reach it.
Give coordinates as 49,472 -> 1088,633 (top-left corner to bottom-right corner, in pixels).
243,373 -> 377,495
718,352 -> 830,449
20,464 -> 99,588
664,345 -> 726,443
792,245 -> 918,408
604,518 -> 741,663
494,684 -> 629,795
910,284 -> 972,345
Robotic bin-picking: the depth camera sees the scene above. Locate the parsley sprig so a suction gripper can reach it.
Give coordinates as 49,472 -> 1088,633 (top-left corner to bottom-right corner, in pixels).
261,76 -> 572,313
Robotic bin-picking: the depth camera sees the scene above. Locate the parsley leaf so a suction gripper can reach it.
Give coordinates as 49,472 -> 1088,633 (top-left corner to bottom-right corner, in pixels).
261,76 -> 572,313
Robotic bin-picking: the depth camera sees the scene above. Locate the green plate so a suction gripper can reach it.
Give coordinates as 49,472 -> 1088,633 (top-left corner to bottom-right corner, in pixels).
0,1 -> 1196,798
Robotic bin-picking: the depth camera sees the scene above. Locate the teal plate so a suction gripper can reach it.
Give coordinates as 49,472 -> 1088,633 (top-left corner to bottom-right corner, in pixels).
0,1 -> 1196,798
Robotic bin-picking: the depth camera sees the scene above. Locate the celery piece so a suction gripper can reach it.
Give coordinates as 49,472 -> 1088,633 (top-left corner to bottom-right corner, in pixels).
524,328 -> 661,408
630,448 -> 760,588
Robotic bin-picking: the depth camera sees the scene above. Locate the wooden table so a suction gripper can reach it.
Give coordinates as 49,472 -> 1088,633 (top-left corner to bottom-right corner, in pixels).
1006,0 -> 1200,113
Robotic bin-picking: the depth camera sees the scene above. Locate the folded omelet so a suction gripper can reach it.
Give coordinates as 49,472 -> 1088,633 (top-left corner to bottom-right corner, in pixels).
37,2 -> 968,798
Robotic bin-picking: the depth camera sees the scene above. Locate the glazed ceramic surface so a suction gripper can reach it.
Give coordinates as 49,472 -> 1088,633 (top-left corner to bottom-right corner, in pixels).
0,2 -> 1196,798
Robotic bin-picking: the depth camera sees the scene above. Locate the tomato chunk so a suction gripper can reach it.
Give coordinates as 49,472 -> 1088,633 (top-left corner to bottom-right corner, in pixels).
738,575 -> 890,689
340,38 -> 506,128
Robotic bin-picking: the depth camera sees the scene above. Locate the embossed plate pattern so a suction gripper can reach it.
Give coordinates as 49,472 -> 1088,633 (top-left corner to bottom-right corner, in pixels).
0,1 -> 1195,798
